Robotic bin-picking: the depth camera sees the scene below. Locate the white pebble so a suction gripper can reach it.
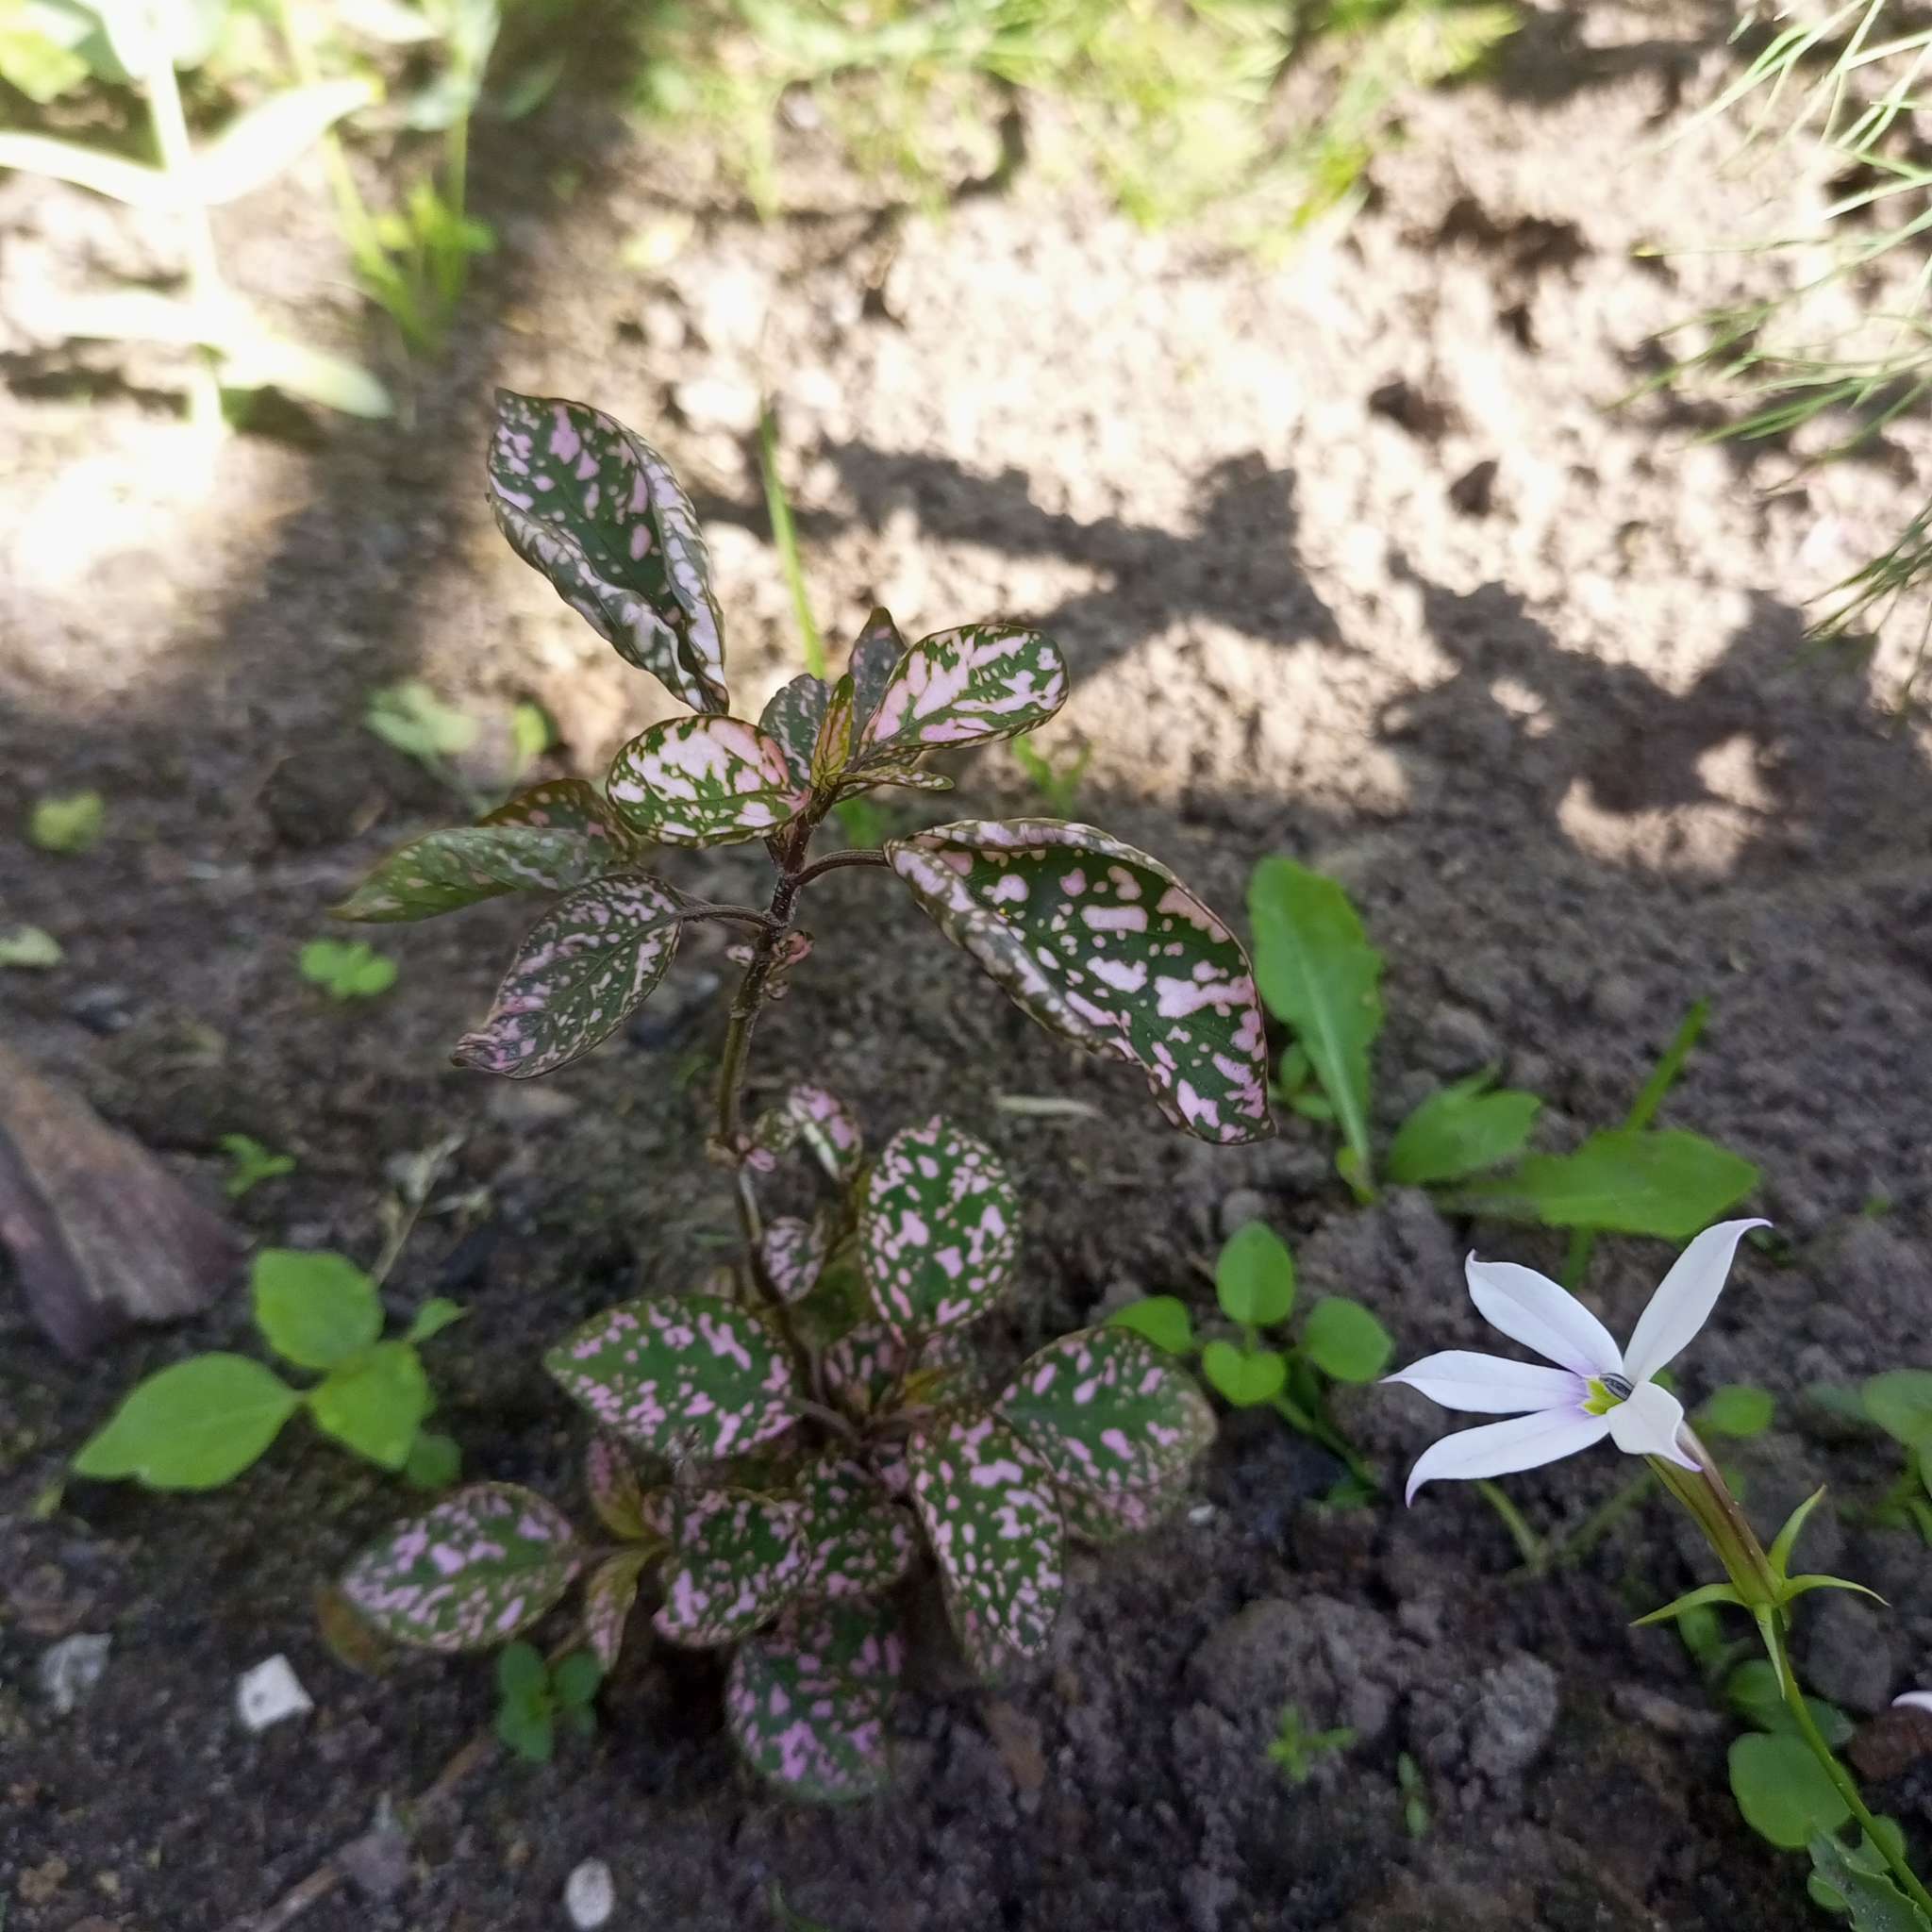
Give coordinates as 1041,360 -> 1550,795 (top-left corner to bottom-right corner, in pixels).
564,1858 -> 615,1928
236,1655 -> 313,1732
41,1632 -> 110,1715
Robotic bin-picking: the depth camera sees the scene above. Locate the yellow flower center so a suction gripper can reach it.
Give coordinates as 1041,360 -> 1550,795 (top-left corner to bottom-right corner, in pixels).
1583,1373 -> 1636,1416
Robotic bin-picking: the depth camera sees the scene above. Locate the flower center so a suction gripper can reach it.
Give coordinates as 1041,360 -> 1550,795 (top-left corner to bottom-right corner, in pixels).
1583,1372 -> 1636,1415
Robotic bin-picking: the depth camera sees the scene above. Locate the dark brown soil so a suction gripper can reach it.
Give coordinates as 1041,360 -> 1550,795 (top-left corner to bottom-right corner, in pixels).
6,6 -> 1932,1928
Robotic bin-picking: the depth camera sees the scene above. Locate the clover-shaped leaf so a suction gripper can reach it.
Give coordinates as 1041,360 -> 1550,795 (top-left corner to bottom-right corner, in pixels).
487,391 -> 727,714
333,824 -> 607,923
785,1083 -> 863,1182
544,1293 -> 796,1461
607,716 -> 807,847
341,1483 -> 581,1652
726,1597 -> 904,1803
453,874 -> 684,1078
909,1414 -> 1063,1674
760,674 -> 830,791
854,625 -> 1067,763
860,1117 -> 1018,1340
582,1547 -> 649,1673
792,1456 -> 917,1600
584,1433 -> 648,1541
653,1488 -> 806,1646
887,821 -> 1273,1145
997,1326 -> 1215,1499
762,1214 -> 831,1306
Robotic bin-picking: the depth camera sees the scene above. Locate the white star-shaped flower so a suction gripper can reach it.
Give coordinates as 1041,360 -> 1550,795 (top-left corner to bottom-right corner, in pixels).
1388,1219 -> 1769,1503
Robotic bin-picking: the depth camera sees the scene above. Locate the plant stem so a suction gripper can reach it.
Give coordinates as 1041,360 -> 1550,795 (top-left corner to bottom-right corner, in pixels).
1477,1479 -> 1546,1573
795,847 -> 891,888
141,36 -> 223,428
1552,1467 -> 1655,1568
1271,1391 -> 1377,1493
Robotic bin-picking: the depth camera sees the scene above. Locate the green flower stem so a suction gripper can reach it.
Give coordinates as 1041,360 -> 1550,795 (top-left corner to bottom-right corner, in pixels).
1270,1391 -> 1377,1494
1647,1429 -> 1781,1610
1476,1478 -> 1546,1573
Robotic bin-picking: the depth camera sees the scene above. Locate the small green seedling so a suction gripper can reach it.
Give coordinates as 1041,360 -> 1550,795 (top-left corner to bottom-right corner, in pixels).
299,938 -> 398,1000
1009,731 -> 1091,814
0,926 -> 63,971
1112,1220 -> 1391,1497
28,790 -> 104,854
1266,1702 -> 1355,1784
494,1642 -> 602,1763
219,1133 -> 298,1199
1396,1752 -> 1429,1840
1859,1370 -> 1932,1544
74,1249 -> 462,1491
366,678 -> 480,768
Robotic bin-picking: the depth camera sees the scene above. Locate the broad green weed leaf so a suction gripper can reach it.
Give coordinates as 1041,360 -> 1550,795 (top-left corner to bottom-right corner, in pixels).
487,391 -> 727,713
1201,1340 -> 1287,1407
74,1354 -> 299,1489
453,874 -> 683,1078
584,1433 -> 647,1540
299,938 -> 396,999
762,1214 -> 831,1305
1108,1295 -> 1196,1356
846,608 -> 907,735
334,824 -> 609,922
1807,1833 -> 1932,1932
786,1083 -> 863,1181
252,1248 -> 380,1370
1862,1371 -> 1932,1451
607,716 -> 806,846
28,790 -> 103,853
727,1598 -> 903,1803
309,1341 -> 431,1471
582,1547 -> 648,1672
760,674 -> 830,791
653,1489 -> 806,1646
1216,1222 -> 1294,1326
404,1430 -> 461,1489
888,821 -> 1272,1145
1300,1296 -> 1392,1383
1729,1731 -> 1850,1849
909,1414 -> 1063,1672
1247,858 -> 1382,1181
1387,1072 -> 1541,1186
342,1482 -> 581,1651
854,625 -> 1067,762
997,1327 -> 1215,1498
405,1298 -> 465,1344
1701,1383 -> 1775,1440
792,1457 -> 917,1599
192,79 -> 375,206
544,1293 -> 797,1459
1447,1128 -> 1759,1239
860,1117 -> 1018,1339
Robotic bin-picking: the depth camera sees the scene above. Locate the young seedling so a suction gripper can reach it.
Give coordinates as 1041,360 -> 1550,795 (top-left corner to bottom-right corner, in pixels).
299,937 -> 398,1000
1008,730 -> 1091,814
494,1642 -> 602,1763
28,790 -> 105,854
1112,1220 -> 1391,1500
329,391 -> 1274,1802
1266,1702 -> 1355,1785
1857,1370 -> 1932,1544
219,1133 -> 299,1200
1396,1751 -> 1430,1840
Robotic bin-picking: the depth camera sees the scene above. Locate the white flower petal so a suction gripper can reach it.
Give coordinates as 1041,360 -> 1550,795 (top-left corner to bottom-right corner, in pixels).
1606,1378 -> 1694,1466
1464,1255 -> 1623,1378
1385,1350 -> 1585,1415
1404,1407 -> 1610,1504
1892,1691 -> 1932,1717
1622,1219 -> 1770,1386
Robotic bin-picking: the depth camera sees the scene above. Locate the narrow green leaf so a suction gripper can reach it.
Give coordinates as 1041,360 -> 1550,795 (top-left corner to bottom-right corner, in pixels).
1770,1486 -> 1829,1580
193,79 -> 375,204
333,824 -> 609,923
1215,1222 -> 1294,1326
1387,1074 -> 1541,1186
1200,1341 -> 1288,1407
74,1355 -> 300,1489
309,1341 -> 432,1471
582,1550 -> 646,1672
1631,1580 -> 1746,1627
251,1248 -> 380,1371
1729,1732 -> 1851,1849
853,624 -> 1068,764
1107,1295 -> 1195,1356
607,716 -> 806,847
214,327 -> 392,419
1299,1296 -> 1393,1384
1246,858 -> 1383,1180
0,130 -> 175,207
1783,1574 -> 1887,1607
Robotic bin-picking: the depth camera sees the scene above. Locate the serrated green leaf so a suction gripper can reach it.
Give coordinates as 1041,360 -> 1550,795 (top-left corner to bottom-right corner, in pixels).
1700,1383 -> 1775,1440
760,673 -> 830,791
607,716 -> 806,846
860,1116 -> 1018,1339
1387,1074 -> 1541,1186
852,623 -> 1067,765
73,1354 -> 299,1489
487,391 -> 727,712
252,1248 -> 381,1370
888,821 -> 1273,1145
544,1292 -> 797,1460
333,824 -> 610,922
582,1549 -> 647,1672
786,1083 -> 863,1181
792,1457 -> 917,1600
1300,1296 -> 1393,1384
1863,1371 -> 1932,1451
1108,1295 -> 1196,1356
1247,858 -> 1382,1181
299,938 -> 397,999
997,1326 -> 1215,1498
583,1433 -> 647,1540
309,1341 -> 431,1471
28,789 -> 103,853
727,1597 -> 903,1802
1216,1222 -> 1294,1326
341,1482 -> 581,1651
1730,1732 -> 1851,1849
654,1488 -> 806,1646
453,874 -> 683,1078
1200,1340 -> 1287,1407
1807,1834 -> 1932,1932
1445,1128 -> 1759,1239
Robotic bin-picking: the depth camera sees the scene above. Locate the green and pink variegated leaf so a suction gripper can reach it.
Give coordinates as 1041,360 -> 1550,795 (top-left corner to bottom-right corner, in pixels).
487,391 -> 727,714
887,821 -> 1273,1146
341,1483 -> 581,1653
760,674 -> 830,791
762,1214 -> 831,1305
860,1117 -> 1018,1340
481,778 -> 631,843
453,874 -> 683,1078
909,1414 -> 1063,1674
906,1324 -> 993,1409
793,1457 -> 917,1600
822,1321 -> 908,1421
654,1488 -> 806,1646
786,1084 -> 863,1183
585,1433 -> 647,1541
847,608 -> 907,735
333,824 -> 606,923
855,625 -> 1067,763
582,1546 -> 648,1672
544,1293 -> 797,1461
1057,1473 -> 1190,1545
996,1326 -> 1215,1498
607,716 -> 807,847
726,1597 -> 903,1803
848,765 -> 954,796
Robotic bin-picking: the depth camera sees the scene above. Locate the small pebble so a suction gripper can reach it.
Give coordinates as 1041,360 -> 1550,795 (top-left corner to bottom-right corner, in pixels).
237,1655 -> 314,1732
41,1632 -> 110,1715
565,1858 -> 616,1928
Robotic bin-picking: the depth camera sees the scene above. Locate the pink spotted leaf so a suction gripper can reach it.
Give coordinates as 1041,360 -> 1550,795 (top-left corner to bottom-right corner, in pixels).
452,874 -> 683,1078
853,625 -> 1067,765
341,1482 -> 581,1653
996,1325 -> 1215,1498
759,673 -> 830,791
887,820 -> 1274,1146
822,1320 -> 909,1421
480,778 -> 632,843
1057,1472 -> 1191,1545
761,1213 -> 831,1305
860,1117 -> 1018,1340
909,1414 -> 1063,1674
785,1084 -> 863,1183
333,824 -> 608,923
582,1546 -> 649,1673
792,1456 -> 917,1600
653,1488 -> 806,1646
847,608 -> 907,735
543,1293 -> 797,1461
584,1433 -> 648,1541
726,1597 -> 904,1803
607,716 -> 808,847
487,391 -> 727,714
